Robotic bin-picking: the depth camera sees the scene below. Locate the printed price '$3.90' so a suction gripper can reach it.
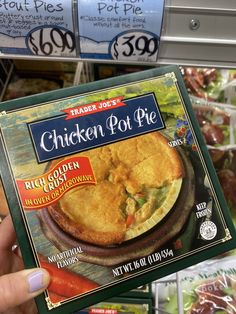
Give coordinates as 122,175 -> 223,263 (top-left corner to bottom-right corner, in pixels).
110,31 -> 160,63
26,26 -> 76,57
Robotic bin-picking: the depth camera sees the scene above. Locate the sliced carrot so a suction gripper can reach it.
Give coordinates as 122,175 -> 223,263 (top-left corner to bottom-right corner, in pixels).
40,258 -> 99,299
126,214 -> 135,227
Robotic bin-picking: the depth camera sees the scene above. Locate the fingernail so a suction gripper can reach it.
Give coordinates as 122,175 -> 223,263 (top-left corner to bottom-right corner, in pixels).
28,270 -> 46,293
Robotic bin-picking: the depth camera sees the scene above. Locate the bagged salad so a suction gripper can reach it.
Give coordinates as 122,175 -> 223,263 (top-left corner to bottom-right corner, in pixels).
156,256 -> 236,314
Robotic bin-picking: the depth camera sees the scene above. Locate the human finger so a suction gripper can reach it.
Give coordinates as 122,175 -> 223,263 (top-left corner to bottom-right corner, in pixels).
0,268 -> 50,312
0,215 -> 16,250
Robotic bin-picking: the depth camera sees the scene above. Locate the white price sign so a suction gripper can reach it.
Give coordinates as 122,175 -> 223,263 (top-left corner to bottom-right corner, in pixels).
78,0 -> 164,63
26,26 -> 76,57
109,31 -> 160,62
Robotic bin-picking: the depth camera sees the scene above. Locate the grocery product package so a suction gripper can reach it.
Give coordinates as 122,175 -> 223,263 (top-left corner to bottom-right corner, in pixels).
156,255 -> 236,314
0,65 -> 235,314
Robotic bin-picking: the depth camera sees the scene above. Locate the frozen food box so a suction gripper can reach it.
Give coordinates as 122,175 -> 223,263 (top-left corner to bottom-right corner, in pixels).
74,297 -> 153,314
0,65 -> 235,314
0,178 -> 9,219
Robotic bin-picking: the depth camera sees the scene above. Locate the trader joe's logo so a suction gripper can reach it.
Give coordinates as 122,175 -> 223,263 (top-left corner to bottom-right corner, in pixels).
29,93 -> 165,163
63,96 -> 126,119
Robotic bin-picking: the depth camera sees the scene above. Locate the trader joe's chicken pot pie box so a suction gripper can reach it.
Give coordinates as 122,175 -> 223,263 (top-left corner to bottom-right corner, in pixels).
0,65 -> 235,314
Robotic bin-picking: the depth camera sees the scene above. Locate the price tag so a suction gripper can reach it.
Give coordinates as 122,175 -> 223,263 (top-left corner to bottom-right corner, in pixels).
0,0 -> 164,61
78,0 -> 165,63
0,0 -> 75,57
26,26 -> 76,57
110,30 -> 159,62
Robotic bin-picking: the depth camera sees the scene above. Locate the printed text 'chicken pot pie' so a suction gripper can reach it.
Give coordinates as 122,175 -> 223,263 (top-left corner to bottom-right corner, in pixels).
48,132 -> 185,246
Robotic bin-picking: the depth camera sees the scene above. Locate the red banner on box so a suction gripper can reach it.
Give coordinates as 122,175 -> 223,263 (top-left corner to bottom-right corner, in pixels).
63,96 -> 125,119
16,156 -> 96,210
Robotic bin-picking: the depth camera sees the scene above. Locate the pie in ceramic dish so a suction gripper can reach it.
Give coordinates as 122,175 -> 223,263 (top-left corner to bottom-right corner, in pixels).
48,131 -> 185,246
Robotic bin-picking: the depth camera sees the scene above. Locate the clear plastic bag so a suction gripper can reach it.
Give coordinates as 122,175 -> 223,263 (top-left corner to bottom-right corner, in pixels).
156,256 -> 236,314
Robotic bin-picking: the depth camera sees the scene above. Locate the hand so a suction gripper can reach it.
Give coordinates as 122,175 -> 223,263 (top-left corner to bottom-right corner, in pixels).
0,215 -> 50,314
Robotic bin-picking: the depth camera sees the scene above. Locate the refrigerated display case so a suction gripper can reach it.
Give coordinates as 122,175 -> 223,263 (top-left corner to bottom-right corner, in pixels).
1,2 -> 236,314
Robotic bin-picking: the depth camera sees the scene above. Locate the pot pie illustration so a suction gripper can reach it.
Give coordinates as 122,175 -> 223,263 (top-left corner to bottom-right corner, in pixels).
48,132 -> 185,246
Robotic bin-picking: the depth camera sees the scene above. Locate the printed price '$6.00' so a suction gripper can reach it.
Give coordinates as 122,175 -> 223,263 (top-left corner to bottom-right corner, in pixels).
26,26 -> 76,57
110,30 -> 159,63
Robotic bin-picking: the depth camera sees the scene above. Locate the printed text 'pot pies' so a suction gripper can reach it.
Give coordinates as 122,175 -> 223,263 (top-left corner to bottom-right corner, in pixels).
48,132 -> 185,246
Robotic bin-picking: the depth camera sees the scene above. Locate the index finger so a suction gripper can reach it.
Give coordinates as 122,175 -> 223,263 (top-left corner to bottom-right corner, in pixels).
0,215 -> 17,250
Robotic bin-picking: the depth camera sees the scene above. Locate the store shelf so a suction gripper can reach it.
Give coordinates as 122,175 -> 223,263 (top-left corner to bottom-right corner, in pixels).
0,3 -> 236,314
152,273 -> 184,314
0,1 -> 236,68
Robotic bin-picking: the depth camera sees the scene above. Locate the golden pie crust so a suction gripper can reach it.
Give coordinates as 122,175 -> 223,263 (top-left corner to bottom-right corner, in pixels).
48,132 -> 184,246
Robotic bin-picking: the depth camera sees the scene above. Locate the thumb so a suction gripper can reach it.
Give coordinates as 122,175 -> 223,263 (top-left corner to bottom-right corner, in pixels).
0,268 -> 50,312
